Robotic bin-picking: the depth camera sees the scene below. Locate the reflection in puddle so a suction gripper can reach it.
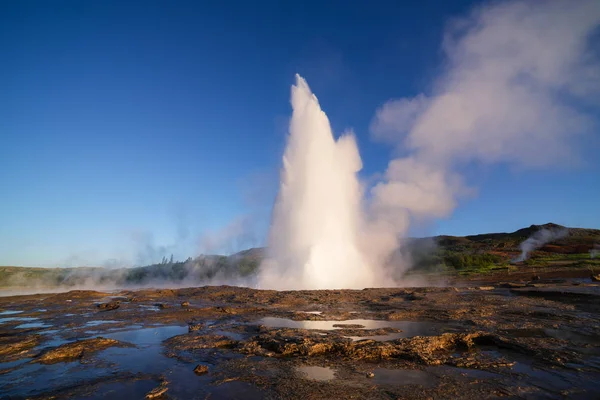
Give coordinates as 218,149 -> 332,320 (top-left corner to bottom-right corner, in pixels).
0,310 -> 23,315
85,320 -> 119,327
0,358 -> 31,370
86,380 -> 158,400
372,368 -> 434,387
16,322 -> 52,329
257,318 -> 448,338
297,366 -> 335,381
0,317 -> 38,324
104,325 -> 187,344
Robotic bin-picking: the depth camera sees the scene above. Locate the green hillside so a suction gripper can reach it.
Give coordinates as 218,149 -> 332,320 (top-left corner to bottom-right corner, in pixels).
1,223 -> 598,289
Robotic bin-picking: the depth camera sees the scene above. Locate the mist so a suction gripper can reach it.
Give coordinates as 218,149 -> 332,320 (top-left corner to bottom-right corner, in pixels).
515,228 -> 569,262
258,0 -> 599,289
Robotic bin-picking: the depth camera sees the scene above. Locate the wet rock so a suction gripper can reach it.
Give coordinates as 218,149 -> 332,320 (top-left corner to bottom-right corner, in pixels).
591,274 -> 600,282
478,286 -> 494,291
165,334 -> 238,351
498,282 -> 526,288
154,303 -> 169,309
145,382 -> 168,399
0,334 -> 40,358
366,371 -> 375,378
36,337 -> 127,364
97,301 -> 120,311
194,364 -> 209,375
181,301 -> 190,307
188,322 -> 203,332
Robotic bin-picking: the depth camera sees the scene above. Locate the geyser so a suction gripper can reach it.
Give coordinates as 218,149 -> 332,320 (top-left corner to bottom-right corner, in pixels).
258,75 -> 378,290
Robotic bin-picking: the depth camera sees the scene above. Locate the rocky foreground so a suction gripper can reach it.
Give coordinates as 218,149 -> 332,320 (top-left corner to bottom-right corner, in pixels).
1,277 -> 599,399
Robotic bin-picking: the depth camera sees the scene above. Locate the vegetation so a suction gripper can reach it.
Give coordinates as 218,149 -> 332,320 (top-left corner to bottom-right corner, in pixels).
1,223 -> 599,289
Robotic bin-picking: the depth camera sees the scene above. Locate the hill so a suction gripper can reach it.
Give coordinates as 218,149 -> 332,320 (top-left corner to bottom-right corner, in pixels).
1,223 -> 598,290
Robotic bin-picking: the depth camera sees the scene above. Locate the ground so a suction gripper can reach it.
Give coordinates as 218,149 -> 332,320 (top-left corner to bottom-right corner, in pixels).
1,272 -> 599,399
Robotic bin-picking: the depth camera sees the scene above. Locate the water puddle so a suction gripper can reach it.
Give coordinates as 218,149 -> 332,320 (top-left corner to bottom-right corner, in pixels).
85,320 -> 120,327
0,358 -> 31,370
139,305 -> 161,312
85,379 -> 158,399
372,368 -> 435,387
296,366 -> 335,381
15,322 -> 52,329
0,310 -> 23,315
257,318 -> 448,338
0,317 -> 38,324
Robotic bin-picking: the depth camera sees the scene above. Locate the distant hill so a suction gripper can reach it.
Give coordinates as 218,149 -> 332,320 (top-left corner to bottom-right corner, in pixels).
1,223 -> 598,290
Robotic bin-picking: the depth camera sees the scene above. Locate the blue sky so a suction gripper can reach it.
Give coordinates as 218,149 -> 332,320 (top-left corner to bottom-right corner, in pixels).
1,0 -> 598,267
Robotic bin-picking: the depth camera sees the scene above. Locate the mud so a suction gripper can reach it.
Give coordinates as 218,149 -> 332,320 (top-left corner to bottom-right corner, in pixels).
0,277 -> 599,399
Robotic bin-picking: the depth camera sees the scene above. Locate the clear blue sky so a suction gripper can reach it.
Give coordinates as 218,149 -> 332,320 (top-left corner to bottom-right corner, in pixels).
1,0 -> 598,267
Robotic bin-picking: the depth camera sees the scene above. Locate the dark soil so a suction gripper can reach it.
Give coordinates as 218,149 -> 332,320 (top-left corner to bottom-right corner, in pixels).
1,273 -> 599,399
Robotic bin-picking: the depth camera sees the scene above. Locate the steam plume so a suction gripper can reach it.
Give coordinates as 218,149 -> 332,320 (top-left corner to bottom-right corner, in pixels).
258,75 -> 384,289
516,228 -> 569,262
260,0 -> 599,289
368,0 -> 600,271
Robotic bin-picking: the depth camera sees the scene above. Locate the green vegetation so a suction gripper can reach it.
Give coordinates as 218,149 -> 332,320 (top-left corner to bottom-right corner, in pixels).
1,223 -> 599,289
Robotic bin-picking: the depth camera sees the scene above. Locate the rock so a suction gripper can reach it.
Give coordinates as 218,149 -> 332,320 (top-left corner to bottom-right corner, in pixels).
194,364 -> 209,375
36,337 -> 126,364
366,372 -> 375,378
154,303 -> 169,309
181,301 -> 190,307
478,286 -> 494,291
532,275 -> 541,281
145,383 -> 168,399
591,274 -> 600,282
97,301 -> 120,311
0,335 -> 40,357
188,322 -> 203,332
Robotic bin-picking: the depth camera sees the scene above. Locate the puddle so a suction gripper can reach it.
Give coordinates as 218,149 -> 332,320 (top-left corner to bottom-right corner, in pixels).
85,379 -> 158,399
15,322 -> 52,329
104,325 -> 187,345
0,358 -> 31,370
85,320 -> 120,327
297,366 -> 335,381
257,318 -> 449,337
372,368 -> 435,387
139,305 -> 161,312
0,359 -> 112,398
347,333 -> 405,342
0,317 -> 38,324
0,310 -> 23,315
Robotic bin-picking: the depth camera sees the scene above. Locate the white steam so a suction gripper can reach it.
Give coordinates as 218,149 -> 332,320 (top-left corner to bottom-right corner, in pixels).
259,0 -> 599,289
515,228 -> 569,262
258,75 -> 383,290
368,0 -> 599,271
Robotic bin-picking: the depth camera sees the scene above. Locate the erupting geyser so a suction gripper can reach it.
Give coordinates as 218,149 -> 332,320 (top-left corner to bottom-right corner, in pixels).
258,75 -> 377,290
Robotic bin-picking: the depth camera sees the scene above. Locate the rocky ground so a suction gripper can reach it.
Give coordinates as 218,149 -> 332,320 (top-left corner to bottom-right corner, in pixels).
1,274 -> 599,399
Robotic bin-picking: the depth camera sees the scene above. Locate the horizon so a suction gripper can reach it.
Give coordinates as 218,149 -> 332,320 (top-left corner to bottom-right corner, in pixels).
2,221 -> 596,269
1,0 -> 599,268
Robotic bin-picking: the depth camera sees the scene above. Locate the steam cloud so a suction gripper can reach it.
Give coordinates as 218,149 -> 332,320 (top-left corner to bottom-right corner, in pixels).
259,0 -> 599,289
515,228 -> 569,262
